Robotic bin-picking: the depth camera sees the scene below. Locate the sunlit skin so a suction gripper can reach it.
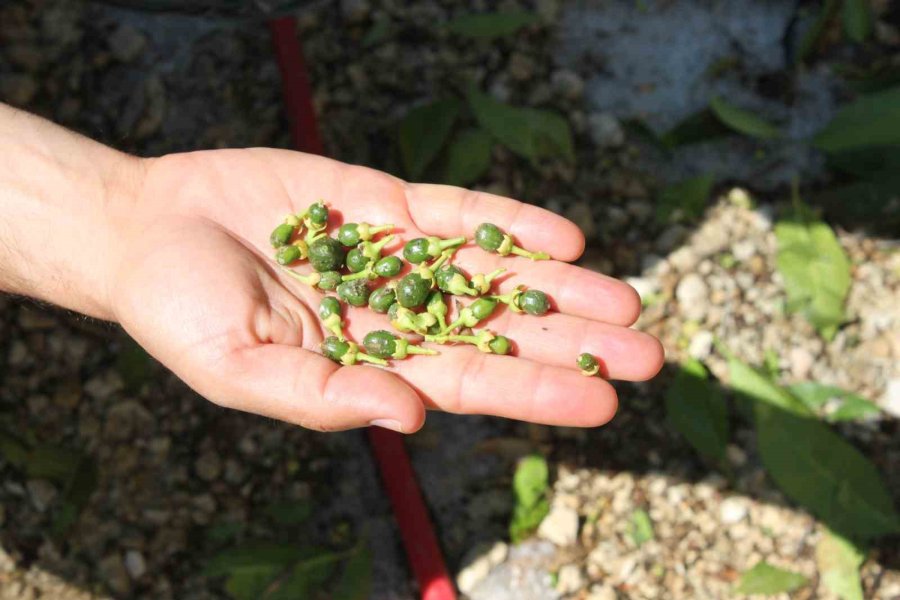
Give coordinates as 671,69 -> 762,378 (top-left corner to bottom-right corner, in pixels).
0,103 -> 665,434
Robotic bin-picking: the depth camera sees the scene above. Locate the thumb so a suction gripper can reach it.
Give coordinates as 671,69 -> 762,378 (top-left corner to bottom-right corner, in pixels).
201,343 -> 426,433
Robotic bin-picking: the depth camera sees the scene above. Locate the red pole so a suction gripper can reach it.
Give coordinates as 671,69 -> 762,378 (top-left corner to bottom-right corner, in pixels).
267,16 -> 457,600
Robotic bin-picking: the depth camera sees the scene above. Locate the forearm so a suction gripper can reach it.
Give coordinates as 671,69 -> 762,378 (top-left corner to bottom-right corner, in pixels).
0,103 -> 143,320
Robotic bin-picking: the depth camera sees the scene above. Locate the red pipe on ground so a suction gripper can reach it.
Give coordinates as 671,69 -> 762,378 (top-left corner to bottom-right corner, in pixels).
267,16 -> 457,600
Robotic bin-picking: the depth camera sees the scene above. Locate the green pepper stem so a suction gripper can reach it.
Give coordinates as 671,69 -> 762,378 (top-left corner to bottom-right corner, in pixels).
355,352 -> 388,366
366,224 -> 394,237
510,246 -> 550,261
406,345 -> 439,356
429,248 -> 455,272
438,236 -> 466,251
370,234 -> 395,254
341,268 -> 374,282
281,267 -> 321,288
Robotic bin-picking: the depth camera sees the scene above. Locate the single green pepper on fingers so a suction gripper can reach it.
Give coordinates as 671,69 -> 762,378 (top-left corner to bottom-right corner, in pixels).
318,296 -> 345,339
577,353 -> 600,376
308,236 -> 347,272
474,222 -> 549,261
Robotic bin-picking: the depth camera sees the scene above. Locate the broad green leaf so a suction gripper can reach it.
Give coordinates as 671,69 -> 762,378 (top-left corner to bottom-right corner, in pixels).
787,383 -> 879,422
204,543 -> 308,577
445,11 -> 539,40
467,88 -> 574,162
398,99 -> 461,180
775,212 -> 851,339
25,444 -> 82,483
796,0 -> 840,64
735,561 -> 808,594
629,509 -> 654,547
224,564 -> 283,600
814,86 -> 900,152
264,553 -> 339,600
623,118 -> 671,153
728,358 -> 810,416
754,404 -> 900,539
206,521 -> 245,545
441,128 -> 493,186
842,0 -> 872,43
264,500 -> 313,526
709,96 -> 781,140
817,180 -> 900,234
510,454 -> 550,543
513,455 -> 548,508
665,358 -> 728,464
661,109 -> 731,148
656,175 -> 715,223
116,339 -> 152,393
333,546 -> 372,600
826,146 -> 900,181
816,529 -> 865,600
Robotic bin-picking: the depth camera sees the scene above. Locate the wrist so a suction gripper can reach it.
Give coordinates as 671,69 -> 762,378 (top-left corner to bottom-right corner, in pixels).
0,103 -> 146,320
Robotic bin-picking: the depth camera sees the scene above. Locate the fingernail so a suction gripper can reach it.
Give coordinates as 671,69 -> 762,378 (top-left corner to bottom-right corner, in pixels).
369,419 -> 404,433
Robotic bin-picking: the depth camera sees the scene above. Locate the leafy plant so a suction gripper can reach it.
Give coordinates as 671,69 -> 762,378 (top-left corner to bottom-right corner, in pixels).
814,86 -> 900,152
445,10 -> 539,40
816,529 -> 866,600
735,561 -> 809,595
796,0 -> 840,64
467,87 -> 575,163
665,358 -> 728,465
787,382 -> 879,422
440,128 -> 494,186
509,454 -> 550,543
709,96 -> 781,140
629,509 -> 654,547
397,99 -> 461,180
728,356 -> 900,540
842,0 -> 872,43
656,175 -> 715,223
660,109 -> 731,148
774,192 -> 851,339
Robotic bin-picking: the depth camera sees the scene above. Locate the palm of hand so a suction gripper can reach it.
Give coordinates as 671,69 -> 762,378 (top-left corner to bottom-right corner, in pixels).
108,148 -> 663,432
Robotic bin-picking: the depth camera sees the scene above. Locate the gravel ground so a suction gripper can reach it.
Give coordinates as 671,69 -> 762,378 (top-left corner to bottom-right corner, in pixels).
1,0 -> 899,599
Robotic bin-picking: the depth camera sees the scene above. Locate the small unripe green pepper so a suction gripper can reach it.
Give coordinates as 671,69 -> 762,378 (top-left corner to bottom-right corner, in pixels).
318,297 -> 345,339
337,222 -> 394,247
317,270 -> 343,291
474,223 -> 549,260
275,240 -> 309,265
402,236 -> 466,264
373,256 -> 403,278
577,353 -> 600,376
368,286 -> 396,313
336,279 -> 371,307
309,237 -> 347,272
362,330 -> 438,360
270,222 -> 295,248
396,273 -> 431,308
320,336 -> 386,366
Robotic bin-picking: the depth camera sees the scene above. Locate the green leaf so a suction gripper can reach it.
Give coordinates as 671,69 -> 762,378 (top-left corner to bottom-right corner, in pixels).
398,99 -> 461,180
816,180 -> 900,234
842,0 -> 872,43
204,543 -> 308,578
332,546 -> 372,600
264,554 -> 339,600
816,529 -> 865,600
787,383 -> 879,422
661,109 -> 731,148
206,522 -> 246,545
735,561 -> 809,595
440,128 -> 493,186
775,209 -> 851,339
25,444 -> 82,484
814,86 -> 900,152
513,455 -> 548,508
728,357 -> 810,416
656,175 -> 715,223
796,0 -> 840,64
827,146 -> 900,181
467,88 -> 574,162
264,500 -> 313,526
754,404 -> 900,539
445,11 -> 539,40
510,454 -> 550,543
224,564 -> 283,600
665,358 -> 728,464
709,96 -> 781,140
629,509 -> 654,547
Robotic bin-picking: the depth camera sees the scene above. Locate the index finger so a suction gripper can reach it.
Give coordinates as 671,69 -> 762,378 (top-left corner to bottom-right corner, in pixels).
403,183 -> 586,262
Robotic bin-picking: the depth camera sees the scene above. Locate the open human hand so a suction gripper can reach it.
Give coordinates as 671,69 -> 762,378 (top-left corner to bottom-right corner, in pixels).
103,148 -> 664,433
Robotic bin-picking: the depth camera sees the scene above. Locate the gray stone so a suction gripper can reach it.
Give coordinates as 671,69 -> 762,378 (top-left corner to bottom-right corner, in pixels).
789,347 -> 814,380
688,330 -> 714,360
124,550 -> 146,579
194,451 -> 222,482
104,400 -> 154,441
719,497 -> 748,524
882,378 -> 900,419
676,274 -> 709,322
456,541 -> 509,595
551,69 -> 584,100
469,540 -> 559,600
556,564 -> 586,594
537,504 -> 579,546
587,112 -> 625,148
109,25 -> 147,63
587,584 -> 618,600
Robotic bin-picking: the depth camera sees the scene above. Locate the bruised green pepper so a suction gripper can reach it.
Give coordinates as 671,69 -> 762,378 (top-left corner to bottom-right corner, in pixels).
307,201 -> 329,226
318,270 -> 342,291
518,289 -> 550,316
396,273 -> 431,308
320,336 -> 386,366
373,256 -> 403,278
368,286 -> 396,313
443,297 -> 498,333
309,237 -> 347,272
275,240 -> 309,265
270,222 -> 295,248
318,297 -> 344,339
336,279 -> 371,307
362,330 -> 438,360
346,248 -> 370,273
